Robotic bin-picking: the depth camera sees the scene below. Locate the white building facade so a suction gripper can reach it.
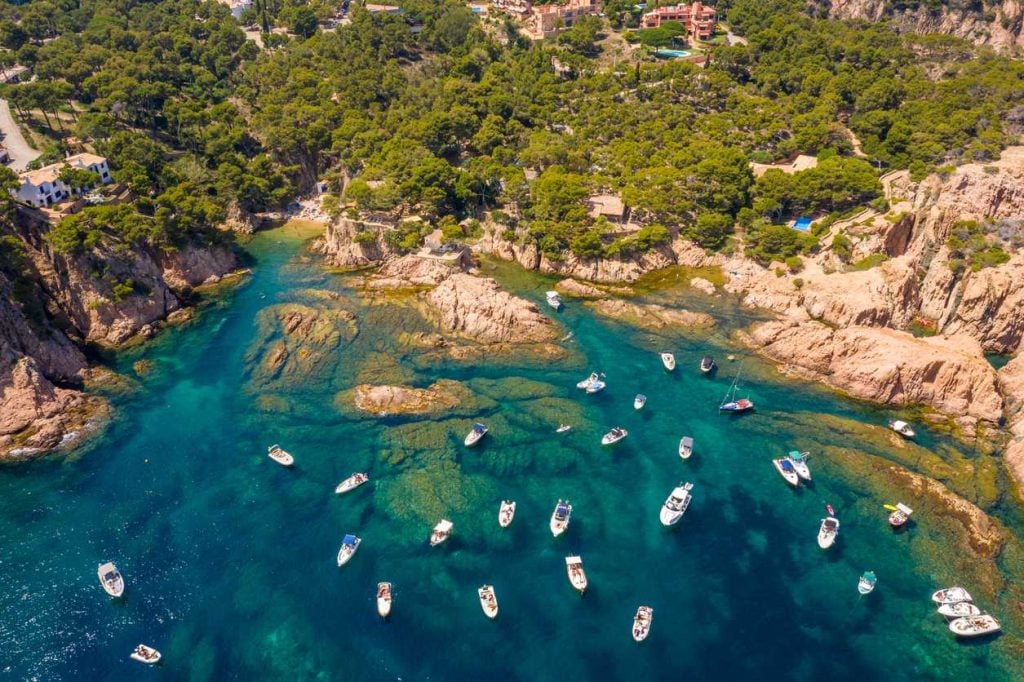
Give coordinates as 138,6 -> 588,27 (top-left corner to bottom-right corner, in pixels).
13,153 -> 112,208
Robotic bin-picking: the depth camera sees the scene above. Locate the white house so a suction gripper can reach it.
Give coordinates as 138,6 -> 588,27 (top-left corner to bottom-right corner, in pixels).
13,153 -> 112,208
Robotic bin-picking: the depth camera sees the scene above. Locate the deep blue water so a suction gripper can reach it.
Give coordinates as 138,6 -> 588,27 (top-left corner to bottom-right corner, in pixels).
1,224 -> 1019,681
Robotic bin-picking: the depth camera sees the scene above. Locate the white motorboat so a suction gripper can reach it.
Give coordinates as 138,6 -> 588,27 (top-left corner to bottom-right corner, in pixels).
932,587 -> 972,605
465,423 -> 488,447
634,394 -> 647,410
700,355 -> 716,374
938,601 -> 982,619
335,472 -> 369,494
659,482 -> 694,527
949,614 -> 1001,638
377,582 -> 392,618
565,555 -> 587,593
97,562 -> 125,598
632,605 -> 653,642
478,584 -> 499,619
601,427 -> 628,446
857,571 -> 877,595
772,458 -> 800,487
888,502 -> 913,528
546,290 -> 562,309
267,444 -> 294,466
678,436 -> 694,460
576,372 -> 606,394
336,534 -> 361,567
556,424 -> 572,433
786,451 -> 811,481
817,517 -> 840,549
888,419 -> 916,439
550,499 -> 572,537
130,644 -> 161,665
430,519 -> 453,546
498,500 -> 516,528
661,352 -> 676,371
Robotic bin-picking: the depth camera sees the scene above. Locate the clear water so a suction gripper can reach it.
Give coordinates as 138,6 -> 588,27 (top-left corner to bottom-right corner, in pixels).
1,224 -> 1020,681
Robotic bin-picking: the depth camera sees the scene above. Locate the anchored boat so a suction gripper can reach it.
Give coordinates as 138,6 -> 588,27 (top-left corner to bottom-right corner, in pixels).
632,605 -> 653,642
565,555 -> 588,593
335,472 -> 369,494
785,451 -> 811,481
659,482 -> 694,527
97,562 -> 124,598
465,423 -> 488,447
478,584 -> 499,618
818,517 -> 840,549
430,519 -> 453,547
336,534 -> 361,567
719,365 -> 754,412
267,444 -> 294,466
678,436 -> 694,460
888,502 -> 913,528
700,355 -> 716,374
576,372 -> 606,394
550,499 -> 572,537
772,458 -> 800,487
634,394 -> 647,410
377,582 -> 392,618
601,427 -> 628,446
498,500 -> 516,528
949,614 -> 1001,638
130,644 -> 161,665
546,291 -> 562,309
932,587 -> 972,605
661,352 -> 676,371
556,424 -> 572,433
888,419 -> 916,439
858,571 -> 877,595
938,601 -> 982,619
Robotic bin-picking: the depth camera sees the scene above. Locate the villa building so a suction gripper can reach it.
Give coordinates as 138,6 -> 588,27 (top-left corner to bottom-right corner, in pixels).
527,0 -> 602,39
640,2 -> 716,41
13,154 -> 111,208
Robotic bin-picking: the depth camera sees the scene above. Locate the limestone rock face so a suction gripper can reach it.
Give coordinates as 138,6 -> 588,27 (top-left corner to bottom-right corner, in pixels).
425,274 -> 556,344
586,299 -> 715,331
749,321 -> 1003,426
344,380 -> 471,415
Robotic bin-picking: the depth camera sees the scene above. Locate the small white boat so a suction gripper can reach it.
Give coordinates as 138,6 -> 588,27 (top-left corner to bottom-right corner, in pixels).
858,571 -> 877,595
632,605 -> 653,642
546,291 -> 562,309
601,427 -> 628,446
335,472 -> 369,494
678,436 -> 694,460
498,500 -> 516,528
700,355 -> 716,374
773,458 -> 800,487
938,601 -> 982,619
430,519 -> 453,546
556,424 -> 572,433
661,352 -> 676,371
786,451 -> 811,481
949,614 -> 1001,638
888,502 -> 913,528
634,394 -> 647,410
818,517 -> 840,549
465,423 -> 488,447
659,482 -> 693,527
550,499 -> 572,537
576,372 -> 606,393
130,644 -> 161,665
565,555 -> 587,593
932,587 -> 972,605
97,562 -> 125,598
377,582 -> 392,618
888,419 -> 916,439
267,444 -> 294,466
478,584 -> 499,619
336,534 -> 361,567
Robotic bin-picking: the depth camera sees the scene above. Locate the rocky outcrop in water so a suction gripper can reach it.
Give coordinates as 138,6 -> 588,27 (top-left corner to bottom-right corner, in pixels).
341,380 -> 472,415
586,299 -> 715,331
426,274 -> 557,344
999,355 -> 1024,496
747,320 -> 1004,428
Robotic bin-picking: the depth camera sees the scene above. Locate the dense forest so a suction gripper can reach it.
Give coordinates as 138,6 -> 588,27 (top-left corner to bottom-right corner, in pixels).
1,0 -> 1022,263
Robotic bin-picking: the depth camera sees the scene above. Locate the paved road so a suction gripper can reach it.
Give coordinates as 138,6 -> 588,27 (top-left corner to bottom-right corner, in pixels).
0,98 -> 41,171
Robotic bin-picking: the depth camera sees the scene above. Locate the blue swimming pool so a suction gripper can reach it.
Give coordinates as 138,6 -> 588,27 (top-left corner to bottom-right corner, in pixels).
654,49 -> 691,59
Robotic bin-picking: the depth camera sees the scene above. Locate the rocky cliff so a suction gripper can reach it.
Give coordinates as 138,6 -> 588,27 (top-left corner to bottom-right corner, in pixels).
822,0 -> 1024,49
316,215 -> 402,269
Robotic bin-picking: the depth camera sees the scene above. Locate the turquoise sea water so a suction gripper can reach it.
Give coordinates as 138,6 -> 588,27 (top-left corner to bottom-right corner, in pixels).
1,225 -> 1021,681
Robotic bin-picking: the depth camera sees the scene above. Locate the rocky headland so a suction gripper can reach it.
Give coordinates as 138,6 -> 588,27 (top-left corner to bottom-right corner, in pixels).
585,299 -> 715,331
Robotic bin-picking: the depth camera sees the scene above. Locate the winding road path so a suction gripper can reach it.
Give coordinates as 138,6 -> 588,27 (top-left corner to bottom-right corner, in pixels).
0,98 -> 41,171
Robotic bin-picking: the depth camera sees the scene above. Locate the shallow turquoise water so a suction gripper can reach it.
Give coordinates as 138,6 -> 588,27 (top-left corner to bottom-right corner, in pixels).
1,227 -> 1020,681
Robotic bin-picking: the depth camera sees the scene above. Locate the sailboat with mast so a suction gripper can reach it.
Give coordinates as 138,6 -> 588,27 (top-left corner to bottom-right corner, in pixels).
719,363 -> 754,413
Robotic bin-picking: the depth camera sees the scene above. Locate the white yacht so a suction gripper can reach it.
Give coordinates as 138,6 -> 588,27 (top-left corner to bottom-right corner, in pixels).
267,444 -> 294,466
478,584 -> 499,619
661,352 -> 676,371
601,427 -> 628,446
498,500 -> 516,528
565,555 -> 587,593
465,423 -> 488,447
336,534 -> 361,567
634,394 -> 647,410
335,473 -> 369,494
937,602 -> 982,619
772,458 -> 800,487
632,606 -> 653,642
377,582 -> 392,618
576,372 -> 606,393
97,562 -> 124,598
546,291 -> 562,309
130,644 -> 161,665
949,614 -> 1001,637
550,499 -> 572,537
659,482 -> 693,527
817,517 -> 840,549
430,519 -> 453,547
678,436 -> 694,460
932,587 -> 972,604
785,451 -> 811,481
888,419 -> 916,438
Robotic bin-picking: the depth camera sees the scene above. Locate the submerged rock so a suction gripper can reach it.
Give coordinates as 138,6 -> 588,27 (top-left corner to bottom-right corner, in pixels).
555,278 -> 605,299
586,299 -> 715,330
